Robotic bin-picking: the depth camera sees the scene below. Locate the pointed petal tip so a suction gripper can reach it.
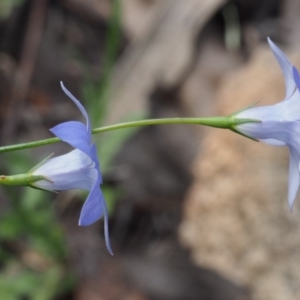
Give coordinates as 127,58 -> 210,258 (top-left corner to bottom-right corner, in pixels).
60,81 -> 70,96
267,36 -> 295,99
60,81 -> 66,91
106,244 -> 114,256
78,218 -> 92,227
78,217 -> 114,256
288,199 -> 295,212
103,201 -> 114,255
267,36 -> 282,55
267,37 -> 275,48
78,209 -> 98,226
59,80 -> 90,129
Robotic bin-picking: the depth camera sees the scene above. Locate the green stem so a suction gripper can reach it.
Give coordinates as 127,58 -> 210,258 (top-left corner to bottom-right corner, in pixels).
0,116 -> 231,154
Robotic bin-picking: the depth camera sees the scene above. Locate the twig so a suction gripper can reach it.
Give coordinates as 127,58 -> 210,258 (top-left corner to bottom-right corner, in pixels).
2,0 -> 48,142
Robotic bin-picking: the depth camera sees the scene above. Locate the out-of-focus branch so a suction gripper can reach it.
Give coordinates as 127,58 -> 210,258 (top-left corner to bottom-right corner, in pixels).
2,0 -> 48,143
105,0 -> 227,125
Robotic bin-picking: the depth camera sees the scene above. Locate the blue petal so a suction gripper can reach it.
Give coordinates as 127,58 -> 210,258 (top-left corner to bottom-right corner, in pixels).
293,66 -> 300,91
259,138 -> 286,146
235,121 -> 300,152
288,147 -> 300,210
79,181 -> 113,255
50,121 -> 91,157
78,169 -> 112,254
90,144 -> 102,183
102,200 -> 113,255
268,38 -> 295,100
237,120 -> 300,210
78,179 -> 104,226
32,149 -> 97,191
237,88 -> 300,122
60,82 -> 92,136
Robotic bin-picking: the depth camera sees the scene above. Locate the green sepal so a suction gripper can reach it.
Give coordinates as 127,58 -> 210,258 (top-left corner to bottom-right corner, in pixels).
28,153 -> 54,174
229,101 -> 259,117
0,153 -> 55,188
227,102 -> 261,128
28,183 -> 59,193
227,104 -> 262,141
229,127 -> 260,142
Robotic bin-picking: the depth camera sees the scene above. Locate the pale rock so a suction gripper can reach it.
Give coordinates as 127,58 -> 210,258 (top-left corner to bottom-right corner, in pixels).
180,45 -> 300,300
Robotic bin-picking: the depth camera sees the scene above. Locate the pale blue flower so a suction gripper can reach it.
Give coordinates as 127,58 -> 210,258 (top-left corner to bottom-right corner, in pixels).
234,38 -> 300,210
32,82 -> 113,255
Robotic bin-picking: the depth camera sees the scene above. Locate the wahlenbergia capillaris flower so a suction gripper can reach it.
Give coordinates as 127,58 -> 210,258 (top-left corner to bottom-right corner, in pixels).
233,38 -> 300,210
32,82 -> 113,255
1,38 -> 300,236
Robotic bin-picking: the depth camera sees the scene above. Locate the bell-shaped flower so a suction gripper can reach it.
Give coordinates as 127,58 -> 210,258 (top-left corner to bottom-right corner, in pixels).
31,149 -> 98,191
233,38 -> 300,210
31,82 -> 113,255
